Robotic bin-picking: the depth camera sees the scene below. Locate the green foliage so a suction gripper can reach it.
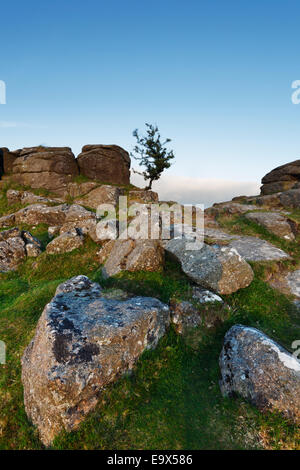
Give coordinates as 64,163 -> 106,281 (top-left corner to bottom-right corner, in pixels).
131,123 -> 175,190
0,185 -> 299,449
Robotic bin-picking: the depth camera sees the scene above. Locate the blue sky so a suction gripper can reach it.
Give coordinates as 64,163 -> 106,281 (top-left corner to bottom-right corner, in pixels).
1,1 -> 300,205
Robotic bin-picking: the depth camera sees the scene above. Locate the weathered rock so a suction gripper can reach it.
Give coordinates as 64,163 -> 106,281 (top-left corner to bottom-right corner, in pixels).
206,202 -> 258,217
46,229 -> 84,254
0,213 -> 15,228
170,300 -> 201,334
22,231 -> 43,257
286,270 -> 300,297
102,239 -> 164,278
21,275 -> 170,445
204,228 -> 238,243
95,218 -> 118,241
278,188 -> 300,208
228,236 -> 290,262
77,145 -> 130,185
203,228 -> 290,262
12,146 -> 79,196
245,212 -> 297,240
6,189 -> 61,206
14,204 -> 69,226
0,147 -> 18,174
76,185 -> 122,210
260,181 -> 296,195
192,287 -> 223,304
96,240 -> 116,264
164,239 -> 253,294
67,181 -> 98,198
48,226 -> 60,239
0,227 -> 42,271
219,325 -> 300,424
128,190 -> 159,204
261,160 -> 300,195
12,203 -> 95,229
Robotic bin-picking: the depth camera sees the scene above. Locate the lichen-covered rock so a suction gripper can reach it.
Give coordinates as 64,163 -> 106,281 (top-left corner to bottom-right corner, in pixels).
278,188 -> 300,208
0,227 -> 42,271
219,325 -> 300,424
48,226 -> 60,239
11,203 -> 95,231
21,275 -> 170,446
46,229 -> 84,254
6,189 -> 61,206
285,269 -> 300,297
67,181 -> 98,198
12,146 -> 79,196
0,213 -> 16,228
206,202 -> 258,216
170,300 -> 201,334
77,145 -> 130,185
228,236 -> 289,262
102,239 -> 164,278
164,239 -> 253,294
0,233 -> 26,272
192,287 -> 223,304
128,190 -> 159,204
96,240 -> 116,264
76,185 -> 123,210
14,204 -> 69,226
245,211 -> 297,240
22,231 -> 43,257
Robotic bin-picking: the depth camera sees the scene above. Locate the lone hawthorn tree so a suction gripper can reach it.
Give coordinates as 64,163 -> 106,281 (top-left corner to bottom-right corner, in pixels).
131,123 -> 175,190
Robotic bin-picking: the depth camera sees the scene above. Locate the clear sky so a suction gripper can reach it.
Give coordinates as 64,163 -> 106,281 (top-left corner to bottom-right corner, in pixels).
1,0 -> 300,206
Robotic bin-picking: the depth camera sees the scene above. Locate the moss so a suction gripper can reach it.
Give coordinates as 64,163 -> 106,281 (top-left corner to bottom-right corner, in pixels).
0,184 -> 299,449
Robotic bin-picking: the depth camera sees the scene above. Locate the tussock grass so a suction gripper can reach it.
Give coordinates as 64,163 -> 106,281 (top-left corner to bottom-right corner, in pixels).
0,187 -> 299,449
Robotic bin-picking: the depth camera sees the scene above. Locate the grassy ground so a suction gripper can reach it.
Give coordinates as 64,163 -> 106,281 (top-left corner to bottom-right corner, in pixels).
0,190 -> 300,449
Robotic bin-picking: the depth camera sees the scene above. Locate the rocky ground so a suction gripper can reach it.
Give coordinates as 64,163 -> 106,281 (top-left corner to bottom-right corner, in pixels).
0,155 -> 300,449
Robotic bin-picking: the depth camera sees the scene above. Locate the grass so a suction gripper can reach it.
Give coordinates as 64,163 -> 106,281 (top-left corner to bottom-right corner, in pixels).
0,187 -> 299,449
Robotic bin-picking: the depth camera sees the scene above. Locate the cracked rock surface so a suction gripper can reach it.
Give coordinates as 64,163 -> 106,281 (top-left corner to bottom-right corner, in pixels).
219,325 -> 300,424
21,275 -> 170,446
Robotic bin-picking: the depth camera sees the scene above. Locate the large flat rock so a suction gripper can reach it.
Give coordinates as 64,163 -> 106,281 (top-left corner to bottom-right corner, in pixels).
228,236 -> 289,262
164,238 -> 253,294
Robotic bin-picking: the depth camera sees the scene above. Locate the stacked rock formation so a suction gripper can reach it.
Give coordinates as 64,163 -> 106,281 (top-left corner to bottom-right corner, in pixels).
12,146 -> 79,196
0,144 -> 132,197
77,144 -> 131,185
260,160 -> 300,195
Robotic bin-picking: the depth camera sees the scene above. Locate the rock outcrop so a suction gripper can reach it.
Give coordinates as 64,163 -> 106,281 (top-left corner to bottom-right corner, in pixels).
261,160 -> 300,195
76,185 -> 123,210
11,146 -> 79,196
21,275 -> 170,446
6,189 -> 62,206
245,211 -> 297,240
102,239 -> 164,278
0,227 -> 42,271
219,325 -> 300,424
204,229 -> 290,262
46,229 -> 84,254
77,145 -> 130,185
0,147 -> 19,174
164,238 -> 254,294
